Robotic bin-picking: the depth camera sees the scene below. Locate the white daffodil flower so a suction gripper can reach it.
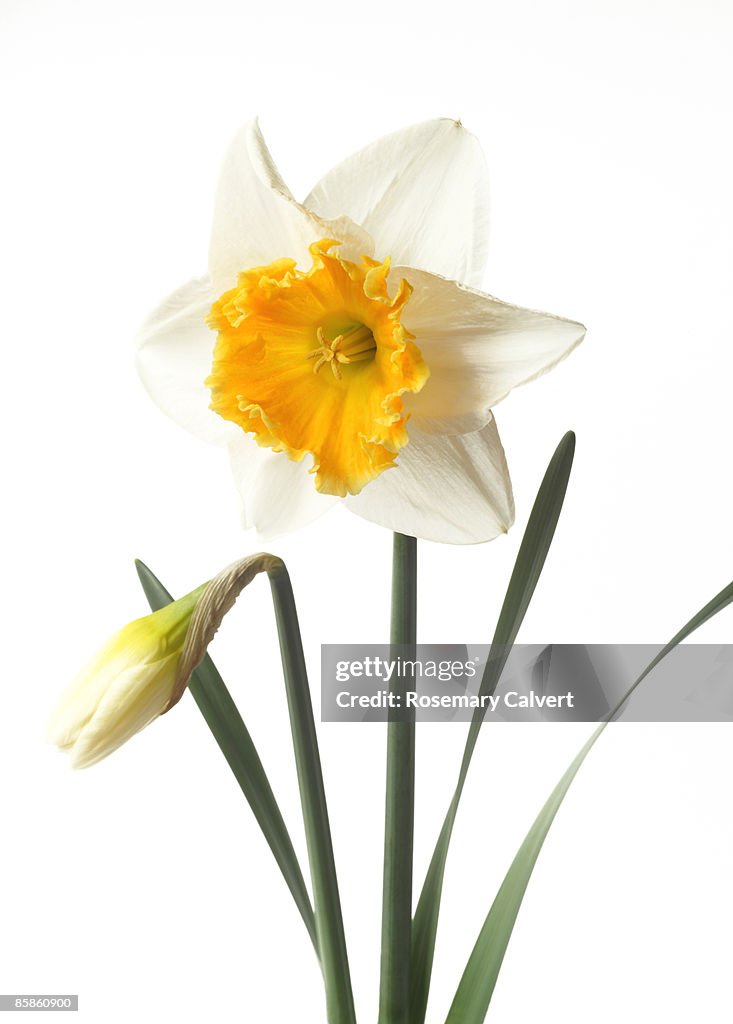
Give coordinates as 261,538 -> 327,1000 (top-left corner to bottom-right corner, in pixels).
137,119 -> 585,544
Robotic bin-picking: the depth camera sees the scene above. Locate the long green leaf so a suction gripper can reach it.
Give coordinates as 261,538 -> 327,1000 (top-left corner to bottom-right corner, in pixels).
135,560 -> 317,952
411,432 -> 576,1024
445,579 -> 733,1023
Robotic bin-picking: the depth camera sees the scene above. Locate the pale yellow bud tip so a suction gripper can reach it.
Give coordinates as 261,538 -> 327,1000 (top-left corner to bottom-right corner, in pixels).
48,586 -> 205,768
49,553 -> 283,769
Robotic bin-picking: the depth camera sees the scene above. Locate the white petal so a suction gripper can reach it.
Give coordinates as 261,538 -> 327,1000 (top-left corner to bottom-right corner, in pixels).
48,614 -> 171,754
305,119 -> 491,287
47,642 -> 124,751
399,268 -> 586,434
345,418 -> 514,544
70,656 -> 178,768
209,119 -> 372,294
136,275 -> 235,444
228,435 -> 338,536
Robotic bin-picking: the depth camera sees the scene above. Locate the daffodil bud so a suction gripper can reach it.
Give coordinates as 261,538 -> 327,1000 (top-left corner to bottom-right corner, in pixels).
48,553 -> 282,768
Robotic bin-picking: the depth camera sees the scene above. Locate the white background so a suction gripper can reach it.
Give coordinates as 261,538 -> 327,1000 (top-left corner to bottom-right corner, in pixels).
2,1 -> 733,1021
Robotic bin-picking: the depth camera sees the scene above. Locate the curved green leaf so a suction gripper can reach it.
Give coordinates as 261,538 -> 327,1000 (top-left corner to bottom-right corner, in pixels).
445,578 -> 733,1024
411,432 -> 576,1024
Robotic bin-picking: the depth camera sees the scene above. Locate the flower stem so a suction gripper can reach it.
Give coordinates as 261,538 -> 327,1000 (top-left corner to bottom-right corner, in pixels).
135,559 -> 318,950
268,565 -> 357,1024
379,533 -> 417,1024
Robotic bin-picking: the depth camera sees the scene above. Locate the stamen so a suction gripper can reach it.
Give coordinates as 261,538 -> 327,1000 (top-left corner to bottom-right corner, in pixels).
308,322 -> 377,377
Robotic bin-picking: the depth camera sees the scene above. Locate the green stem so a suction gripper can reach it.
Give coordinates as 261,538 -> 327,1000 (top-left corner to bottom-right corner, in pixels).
268,565 -> 357,1024
379,533 -> 417,1024
135,560 -> 318,951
